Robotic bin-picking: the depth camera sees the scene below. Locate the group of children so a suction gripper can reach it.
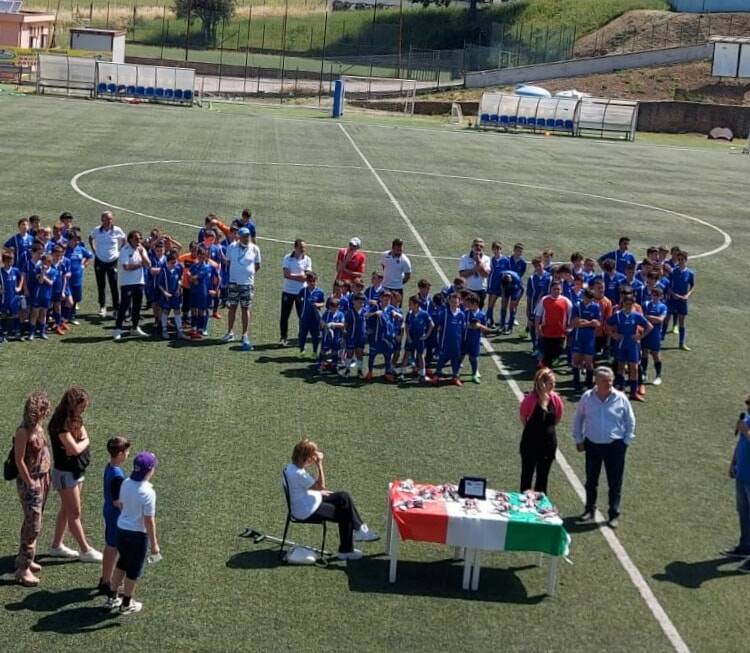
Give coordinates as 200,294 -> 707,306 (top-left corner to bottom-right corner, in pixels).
293,237 -> 695,396
1,215 -> 93,341
0,212 -> 256,343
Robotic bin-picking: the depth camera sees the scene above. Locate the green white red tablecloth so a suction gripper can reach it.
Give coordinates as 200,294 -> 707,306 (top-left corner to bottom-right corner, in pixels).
389,481 -> 570,557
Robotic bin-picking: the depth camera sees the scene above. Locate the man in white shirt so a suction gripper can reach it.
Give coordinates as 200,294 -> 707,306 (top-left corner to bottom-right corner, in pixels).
221,227 -> 261,351
379,238 -> 412,306
280,239 -> 312,346
88,211 -> 126,318
458,238 -> 491,308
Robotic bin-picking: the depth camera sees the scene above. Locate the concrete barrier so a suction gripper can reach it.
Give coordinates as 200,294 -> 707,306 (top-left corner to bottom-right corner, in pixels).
465,44 -> 714,88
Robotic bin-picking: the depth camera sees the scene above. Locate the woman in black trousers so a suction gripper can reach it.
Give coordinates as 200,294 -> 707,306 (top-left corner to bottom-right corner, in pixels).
518,367 -> 564,494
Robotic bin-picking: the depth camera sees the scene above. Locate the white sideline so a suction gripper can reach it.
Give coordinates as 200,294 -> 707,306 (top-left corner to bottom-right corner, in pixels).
338,122 -> 690,653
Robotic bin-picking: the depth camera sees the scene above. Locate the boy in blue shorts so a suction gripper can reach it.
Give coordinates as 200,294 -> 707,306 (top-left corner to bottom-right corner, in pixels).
298,271 -> 325,357
462,293 -> 489,384
158,253 -> 188,339
100,436 -> 130,596
401,294 -> 434,382
4,218 -> 34,263
28,254 -> 58,341
1,251 -> 22,341
641,286 -> 668,387
525,256 -> 550,352
570,289 -> 601,391
607,294 -> 653,401
189,246 -> 219,340
486,241 -> 509,328
597,258 -> 626,305
342,292 -> 368,376
425,292 -> 444,375
623,262 -> 646,306
390,292 -> 405,374
432,293 -> 467,387
50,245 -> 71,336
317,297 -> 345,373
63,229 -> 93,327
364,271 -> 384,309
145,240 -> 167,330
509,243 -> 527,279
499,270 -> 524,335
365,290 -> 397,382
669,250 -> 695,351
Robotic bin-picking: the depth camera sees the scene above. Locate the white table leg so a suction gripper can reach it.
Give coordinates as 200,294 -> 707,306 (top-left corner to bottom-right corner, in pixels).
537,552 -> 544,567
388,518 -> 399,584
385,498 -> 393,557
546,556 -> 559,596
471,550 -> 481,591
453,546 -> 464,560
462,548 -> 474,590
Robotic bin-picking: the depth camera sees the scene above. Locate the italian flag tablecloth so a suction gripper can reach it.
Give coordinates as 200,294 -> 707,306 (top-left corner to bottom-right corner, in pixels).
390,481 -> 570,557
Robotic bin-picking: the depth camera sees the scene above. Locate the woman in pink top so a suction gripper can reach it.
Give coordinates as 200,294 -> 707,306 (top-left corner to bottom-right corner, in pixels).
518,367 -> 564,494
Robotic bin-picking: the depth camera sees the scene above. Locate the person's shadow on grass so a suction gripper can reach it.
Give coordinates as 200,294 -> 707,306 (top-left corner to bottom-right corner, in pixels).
31,606 -> 121,634
653,557 -> 744,589
5,586 -> 98,613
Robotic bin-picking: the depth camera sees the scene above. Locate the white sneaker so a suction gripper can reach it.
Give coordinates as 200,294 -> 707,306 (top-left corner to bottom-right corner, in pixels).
202,329 -> 209,336
104,596 -> 122,610
221,332 -> 235,343
79,548 -> 103,563
70,319 -> 81,326
118,600 -> 142,615
134,327 -> 148,337
48,544 -> 79,559
98,307 -> 107,318
354,525 -> 380,542
652,376 -> 663,386
336,549 -> 364,561
113,329 -> 122,341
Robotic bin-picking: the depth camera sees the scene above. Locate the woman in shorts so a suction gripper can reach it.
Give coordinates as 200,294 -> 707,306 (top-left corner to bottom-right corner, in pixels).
47,386 -> 102,563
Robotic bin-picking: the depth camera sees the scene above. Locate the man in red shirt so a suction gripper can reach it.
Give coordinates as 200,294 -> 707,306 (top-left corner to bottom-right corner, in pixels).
534,280 -> 573,368
336,237 -> 366,283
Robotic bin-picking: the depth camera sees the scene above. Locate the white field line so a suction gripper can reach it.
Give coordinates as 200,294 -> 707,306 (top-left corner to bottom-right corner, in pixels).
70,159 -> 730,261
338,121 -> 691,653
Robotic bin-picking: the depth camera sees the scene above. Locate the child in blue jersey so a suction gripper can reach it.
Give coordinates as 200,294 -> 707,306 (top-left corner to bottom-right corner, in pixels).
0,251 -> 22,340
432,293 -> 467,387
641,286 -> 668,387
201,230 -> 225,320
425,292 -> 445,375
486,241 -> 510,328
462,293 -> 490,384
317,297 -> 346,373
145,240 -> 167,331
330,279 -> 351,314
4,218 -> 34,263
50,245 -> 71,335
51,223 -> 68,250
20,243 -> 44,338
99,436 -> 130,596
570,252 -> 585,279
415,279 -> 432,312
525,256 -> 551,353
509,243 -> 527,278
298,272 -> 325,357
158,253 -> 188,340
389,292 -> 405,374
607,294 -> 653,400
189,246 -> 219,340
669,250 -> 695,351
364,271 -> 385,309
63,229 -> 93,327
599,236 -> 636,275
401,294 -> 434,382
28,254 -> 58,341
498,270 -> 524,335
582,257 -> 597,286
365,290 -> 397,382
596,258 -> 626,305
542,248 -> 554,273
623,262 -> 646,306
570,289 -> 601,391
343,293 -> 368,376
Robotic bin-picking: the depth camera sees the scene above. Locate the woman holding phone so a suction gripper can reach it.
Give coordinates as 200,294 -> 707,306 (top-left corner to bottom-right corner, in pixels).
283,439 -> 378,560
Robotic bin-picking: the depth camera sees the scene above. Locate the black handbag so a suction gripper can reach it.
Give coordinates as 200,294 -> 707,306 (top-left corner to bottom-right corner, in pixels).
4,439 -> 18,481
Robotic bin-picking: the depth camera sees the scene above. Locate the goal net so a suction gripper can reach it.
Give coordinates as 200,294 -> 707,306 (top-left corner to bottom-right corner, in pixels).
341,76 -> 417,115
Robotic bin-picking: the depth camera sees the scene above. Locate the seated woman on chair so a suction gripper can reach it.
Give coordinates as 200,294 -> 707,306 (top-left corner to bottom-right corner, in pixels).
284,439 -> 378,560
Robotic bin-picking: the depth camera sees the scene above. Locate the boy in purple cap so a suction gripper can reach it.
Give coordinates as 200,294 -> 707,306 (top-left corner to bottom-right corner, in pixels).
105,451 -> 160,616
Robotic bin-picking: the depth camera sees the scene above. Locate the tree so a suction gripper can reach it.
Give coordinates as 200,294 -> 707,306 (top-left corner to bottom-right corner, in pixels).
174,0 -> 237,47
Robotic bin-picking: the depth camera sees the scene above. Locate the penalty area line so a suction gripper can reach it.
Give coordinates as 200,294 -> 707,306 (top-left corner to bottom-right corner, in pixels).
337,121 -> 690,653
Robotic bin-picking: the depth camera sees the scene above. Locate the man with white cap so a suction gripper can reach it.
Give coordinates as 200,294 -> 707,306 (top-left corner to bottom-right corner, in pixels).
336,237 -> 366,283
221,227 -> 261,351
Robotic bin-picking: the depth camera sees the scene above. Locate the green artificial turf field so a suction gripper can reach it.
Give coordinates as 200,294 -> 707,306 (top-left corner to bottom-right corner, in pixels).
0,93 -> 748,652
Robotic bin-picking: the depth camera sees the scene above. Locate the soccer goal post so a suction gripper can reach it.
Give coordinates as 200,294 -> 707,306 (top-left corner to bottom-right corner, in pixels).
340,76 -> 417,115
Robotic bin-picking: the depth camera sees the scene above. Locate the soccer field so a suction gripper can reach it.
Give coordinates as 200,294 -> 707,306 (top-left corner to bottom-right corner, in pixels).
0,93 -> 748,652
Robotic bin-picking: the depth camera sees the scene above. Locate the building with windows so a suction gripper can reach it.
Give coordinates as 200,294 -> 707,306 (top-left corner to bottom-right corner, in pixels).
0,7 -> 55,50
